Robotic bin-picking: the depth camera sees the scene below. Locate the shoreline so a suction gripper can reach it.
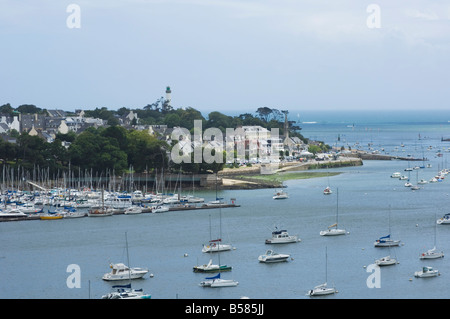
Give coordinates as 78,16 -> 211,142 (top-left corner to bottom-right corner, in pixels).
218,157 -> 362,190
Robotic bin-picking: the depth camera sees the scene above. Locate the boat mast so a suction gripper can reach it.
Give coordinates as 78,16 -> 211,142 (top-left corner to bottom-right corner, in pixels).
125,231 -> 131,283
325,246 -> 328,284
336,188 -> 339,227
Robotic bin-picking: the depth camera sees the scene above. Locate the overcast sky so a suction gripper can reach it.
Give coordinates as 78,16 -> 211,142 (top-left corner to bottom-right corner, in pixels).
1,0 -> 449,114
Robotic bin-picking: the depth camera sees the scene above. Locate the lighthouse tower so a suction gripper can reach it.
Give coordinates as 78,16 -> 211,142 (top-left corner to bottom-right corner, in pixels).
165,86 -> 172,107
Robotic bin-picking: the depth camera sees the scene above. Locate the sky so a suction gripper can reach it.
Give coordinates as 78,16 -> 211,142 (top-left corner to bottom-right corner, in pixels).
1,0 -> 450,115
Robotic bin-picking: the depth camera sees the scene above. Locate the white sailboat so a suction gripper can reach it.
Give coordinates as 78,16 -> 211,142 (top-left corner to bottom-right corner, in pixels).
202,212 -> 233,253
375,242 -> 398,266
320,188 -> 346,236
199,272 -> 238,288
102,232 -> 151,299
199,245 -> 237,287
307,247 -> 336,296
420,214 -> 444,259
374,207 -> 400,247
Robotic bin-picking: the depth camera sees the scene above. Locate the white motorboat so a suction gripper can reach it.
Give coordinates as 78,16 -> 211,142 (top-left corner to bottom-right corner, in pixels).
182,195 -> 204,203
101,284 -> 151,299
199,273 -> 238,288
63,211 -> 86,218
0,209 -> 28,219
375,255 -> 398,266
414,266 -> 439,278
202,239 -> 232,253
418,179 -> 428,185
323,187 -> 332,195
307,283 -> 336,296
404,182 -> 413,187
374,235 -> 400,247
152,205 -> 169,213
437,213 -> 450,225
391,172 -> 401,178
124,206 -> 143,215
258,250 -> 290,263
265,229 -> 299,244
273,190 -> 288,199
102,263 -> 149,281
420,247 -> 444,259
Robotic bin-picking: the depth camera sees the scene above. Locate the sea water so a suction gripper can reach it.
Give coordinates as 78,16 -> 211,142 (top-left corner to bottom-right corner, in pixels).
2,110 -> 450,299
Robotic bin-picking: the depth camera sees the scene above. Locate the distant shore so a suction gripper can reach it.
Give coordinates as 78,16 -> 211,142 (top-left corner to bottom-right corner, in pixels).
217,157 -> 362,190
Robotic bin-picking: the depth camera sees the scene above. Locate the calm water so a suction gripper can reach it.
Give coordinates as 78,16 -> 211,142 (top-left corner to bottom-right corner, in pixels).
2,111 -> 450,299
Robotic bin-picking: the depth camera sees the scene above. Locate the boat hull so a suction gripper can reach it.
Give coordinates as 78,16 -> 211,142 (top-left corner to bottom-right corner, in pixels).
374,240 -> 400,247
375,256 -> 398,266
320,229 -> 346,236
414,271 -> 439,278
193,265 -> 232,273
258,256 -> 289,263
102,271 -> 148,281
202,244 -> 232,253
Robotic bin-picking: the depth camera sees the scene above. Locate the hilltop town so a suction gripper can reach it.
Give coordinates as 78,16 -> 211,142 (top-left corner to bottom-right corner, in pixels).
0,87 -> 349,190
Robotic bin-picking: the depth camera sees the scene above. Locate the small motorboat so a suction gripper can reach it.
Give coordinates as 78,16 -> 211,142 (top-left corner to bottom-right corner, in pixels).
265,229 -> 299,244
323,187 -> 332,195
124,206 -> 143,215
414,266 -> 439,278
152,205 -> 169,213
375,255 -> 398,266
40,213 -> 63,220
273,191 -> 288,200
102,284 -> 151,299
258,250 -> 290,263
63,211 -> 86,218
102,263 -> 149,281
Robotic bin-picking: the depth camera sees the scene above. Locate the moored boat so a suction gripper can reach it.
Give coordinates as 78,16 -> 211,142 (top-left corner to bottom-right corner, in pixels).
273,190 -> 288,199
199,273 -> 238,288
202,239 -> 232,253
102,263 -> 149,281
101,283 -> 151,299
375,255 -> 398,266
258,250 -> 290,263
414,266 -> 439,278
193,259 -> 232,273
40,213 -> 63,220
265,229 -> 299,244
374,234 -> 400,247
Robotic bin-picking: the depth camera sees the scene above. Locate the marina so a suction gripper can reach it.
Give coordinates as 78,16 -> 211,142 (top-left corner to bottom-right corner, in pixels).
2,112 -> 450,299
